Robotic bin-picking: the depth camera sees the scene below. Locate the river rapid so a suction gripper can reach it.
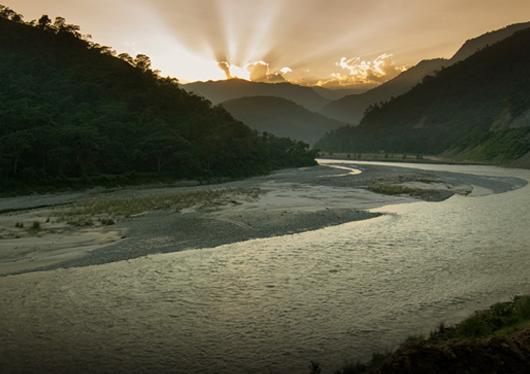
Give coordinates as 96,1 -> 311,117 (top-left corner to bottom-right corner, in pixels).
1,161 -> 530,374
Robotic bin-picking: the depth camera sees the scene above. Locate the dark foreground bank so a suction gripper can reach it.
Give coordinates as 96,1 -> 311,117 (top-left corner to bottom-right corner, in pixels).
328,295 -> 530,374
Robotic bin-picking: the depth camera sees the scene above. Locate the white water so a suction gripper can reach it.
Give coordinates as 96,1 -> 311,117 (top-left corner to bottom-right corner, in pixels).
1,162 -> 530,374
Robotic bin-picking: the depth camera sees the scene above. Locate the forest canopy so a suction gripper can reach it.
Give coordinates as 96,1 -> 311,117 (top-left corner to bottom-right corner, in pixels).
0,5 -> 317,191
316,27 -> 530,163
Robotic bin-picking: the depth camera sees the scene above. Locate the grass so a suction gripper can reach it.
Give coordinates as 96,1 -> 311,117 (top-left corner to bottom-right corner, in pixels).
367,183 -> 422,196
430,295 -> 530,341
60,188 -> 262,223
334,295 -> 530,374
367,183 -> 444,199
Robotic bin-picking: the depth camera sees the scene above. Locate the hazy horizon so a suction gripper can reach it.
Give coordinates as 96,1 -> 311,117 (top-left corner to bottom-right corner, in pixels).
3,0 -> 530,87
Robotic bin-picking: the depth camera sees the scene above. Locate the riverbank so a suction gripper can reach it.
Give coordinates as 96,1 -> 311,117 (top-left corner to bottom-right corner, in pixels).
1,161 -> 529,374
333,295 -> 530,374
2,161 -> 523,276
318,153 -> 530,169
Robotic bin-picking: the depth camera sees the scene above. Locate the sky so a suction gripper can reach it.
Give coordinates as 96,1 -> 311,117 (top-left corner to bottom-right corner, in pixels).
5,0 -> 530,87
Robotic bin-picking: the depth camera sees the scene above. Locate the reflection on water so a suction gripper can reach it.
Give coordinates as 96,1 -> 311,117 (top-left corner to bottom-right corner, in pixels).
1,163 -> 530,374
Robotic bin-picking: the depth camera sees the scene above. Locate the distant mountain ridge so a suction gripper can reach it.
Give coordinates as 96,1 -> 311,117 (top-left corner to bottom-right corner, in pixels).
322,58 -> 448,124
316,27 -> 530,164
221,96 -> 345,145
322,21 -> 530,124
451,21 -> 530,62
182,79 -> 330,112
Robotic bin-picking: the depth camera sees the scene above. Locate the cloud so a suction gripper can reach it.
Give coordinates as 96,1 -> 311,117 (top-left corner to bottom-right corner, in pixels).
218,61 -> 232,79
324,53 -> 406,87
247,61 -> 270,82
266,72 -> 287,83
216,60 -> 292,83
245,61 -> 289,83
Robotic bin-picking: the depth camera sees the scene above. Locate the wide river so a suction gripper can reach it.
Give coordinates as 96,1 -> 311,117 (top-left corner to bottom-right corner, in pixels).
2,161 -> 530,374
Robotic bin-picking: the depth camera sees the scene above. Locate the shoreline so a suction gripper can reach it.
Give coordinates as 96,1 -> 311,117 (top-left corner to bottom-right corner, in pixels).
332,295 -> 530,374
318,154 -> 530,170
0,161 -> 526,276
1,161 -> 529,374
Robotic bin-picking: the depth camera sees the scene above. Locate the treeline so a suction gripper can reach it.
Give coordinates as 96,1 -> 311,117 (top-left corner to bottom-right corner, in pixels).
0,5 -> 316,190
316,27 -> 530,163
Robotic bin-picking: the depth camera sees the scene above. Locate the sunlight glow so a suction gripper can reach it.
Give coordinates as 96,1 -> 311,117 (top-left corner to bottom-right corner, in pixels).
230,64 -> 251,80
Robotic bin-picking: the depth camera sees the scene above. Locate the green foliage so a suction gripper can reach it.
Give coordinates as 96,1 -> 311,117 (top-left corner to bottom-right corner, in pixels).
221,96 -> 345,145
65,188 -> 261,218
431,295 -> 530,340
0,7 -> 317,191
316,28 -> 530,162
335,295 -> 530,374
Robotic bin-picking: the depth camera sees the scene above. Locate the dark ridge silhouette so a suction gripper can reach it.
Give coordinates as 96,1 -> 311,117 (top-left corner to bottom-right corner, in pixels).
221,96 -> 346,145
316,27 -> 530,164
0,5 -> 317,191
451,21 -> 530,62
312,85 -> 376,101
322,58 -> 448,124
182,78 -> 331,112
322,22 -> 530,124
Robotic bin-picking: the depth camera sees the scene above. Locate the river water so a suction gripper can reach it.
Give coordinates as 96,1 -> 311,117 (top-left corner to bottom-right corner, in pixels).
1,161 -> 530,374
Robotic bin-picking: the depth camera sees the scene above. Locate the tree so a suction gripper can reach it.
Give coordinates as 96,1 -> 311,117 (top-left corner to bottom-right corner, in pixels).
134,54 -> 152,72
37,15 -> 51,30
0,131 -> 34,176
0,7 -> 317,190
0,5 -> 22,21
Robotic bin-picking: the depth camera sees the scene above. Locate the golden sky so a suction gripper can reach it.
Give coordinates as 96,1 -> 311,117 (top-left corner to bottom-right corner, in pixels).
5,0 -> 530,86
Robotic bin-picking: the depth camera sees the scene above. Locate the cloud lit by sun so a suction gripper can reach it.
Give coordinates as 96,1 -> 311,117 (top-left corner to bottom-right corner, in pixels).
229,64 -> 251,80
13,0 -> 528,87
317,54 -> 407,87
216,60 -> 292,83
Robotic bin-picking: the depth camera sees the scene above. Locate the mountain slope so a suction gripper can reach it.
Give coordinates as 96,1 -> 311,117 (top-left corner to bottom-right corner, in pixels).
222,96 -> 345,145
0,8 -> 316,189
451,21 -> 530,62
322,22 -> 530,124
312,85 -> 375,100
322,58 -> 448,124
316,28 -> 530,163
182,79 -> 330,112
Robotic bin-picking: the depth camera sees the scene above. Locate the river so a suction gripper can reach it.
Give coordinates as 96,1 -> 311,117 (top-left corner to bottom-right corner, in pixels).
1,161 -> 530,373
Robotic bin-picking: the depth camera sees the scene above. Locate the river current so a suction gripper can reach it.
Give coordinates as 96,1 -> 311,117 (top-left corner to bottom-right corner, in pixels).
1,161 -> 530,373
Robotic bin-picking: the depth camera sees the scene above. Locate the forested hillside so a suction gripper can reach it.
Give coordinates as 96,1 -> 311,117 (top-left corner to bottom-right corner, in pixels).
321,22 -> 530,125
321,58 -> 448,124
222,96 -> 345,145
317,27 -> 530,164
0,6 -> 317,190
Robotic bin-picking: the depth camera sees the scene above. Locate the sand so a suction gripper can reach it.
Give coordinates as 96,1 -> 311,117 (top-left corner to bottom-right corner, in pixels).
0,160 -> 525,276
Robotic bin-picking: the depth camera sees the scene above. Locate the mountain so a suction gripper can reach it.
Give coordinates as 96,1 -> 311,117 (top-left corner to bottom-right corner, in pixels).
451,21 -> 530,62
322,58 -> 448,124
316,28 -> 530,164
312,85 -> 375,101
322,22 -> 530,124
182,79 -> 330,112
221,96 -> 346,145
0,8 -> 317,190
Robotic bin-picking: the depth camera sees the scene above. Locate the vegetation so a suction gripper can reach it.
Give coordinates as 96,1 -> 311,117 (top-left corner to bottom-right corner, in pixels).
317,27 -> 530,163
221,96 -> 345,145
332,295 -> 530,374
321,58 -> 448,124
0,5 -> 317,192
63,188 -> 261,219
